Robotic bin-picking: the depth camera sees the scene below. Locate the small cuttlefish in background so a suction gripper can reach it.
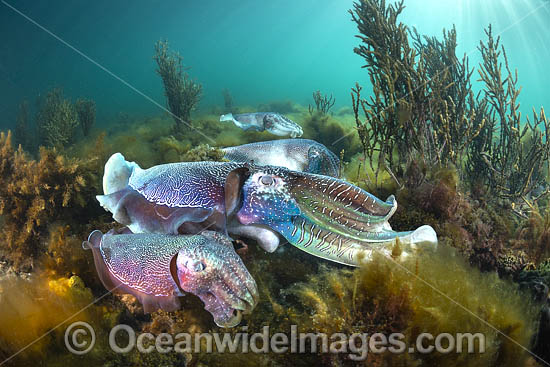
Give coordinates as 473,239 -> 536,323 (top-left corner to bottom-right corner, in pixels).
219,112 -> 303,138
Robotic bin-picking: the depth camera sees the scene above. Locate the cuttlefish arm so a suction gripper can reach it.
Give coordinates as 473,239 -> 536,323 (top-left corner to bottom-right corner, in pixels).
272,217 -> 437,266
82,228 -> 258,327
236,167 -> 437,266
289,174 -> 397,238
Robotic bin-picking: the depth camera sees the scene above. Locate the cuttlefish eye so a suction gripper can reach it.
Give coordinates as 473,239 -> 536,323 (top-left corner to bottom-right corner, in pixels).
259,175 -> 275,186
186,260 -> 207,272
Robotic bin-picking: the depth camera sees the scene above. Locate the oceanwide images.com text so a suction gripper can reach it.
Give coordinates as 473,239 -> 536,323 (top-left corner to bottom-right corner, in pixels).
65,322 -> 486,360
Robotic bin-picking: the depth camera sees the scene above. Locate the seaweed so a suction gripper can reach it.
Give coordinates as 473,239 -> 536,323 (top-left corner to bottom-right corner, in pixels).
41,223 -> 96,280
308,90 -> 335,116
75,98 -> 96,137
511,205 -> 550,264
257,100 -> 299,114
36,87 -> 79,149
198,245 -> 539,366
349,0 -> 549,205
0,131 -> 100,271
181,144 -> 225,162
157,135 -> 189,162
222,88 -> 235,113
154,40 -> 202,134
14,100 -> 32,152
349,1 -> 482,189
0,273 -> 108,366
302,112 -> 362,161
497,249 -> 534,280
289,247 -> 539,366
468,25 -> 550,204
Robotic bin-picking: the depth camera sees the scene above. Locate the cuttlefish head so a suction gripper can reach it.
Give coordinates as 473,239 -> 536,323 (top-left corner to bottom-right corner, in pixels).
176,233 -> 259,328
306,144 -> 340,177
232,165 -> 394,232
263,113 -> 303,138
234,170 -> 301,227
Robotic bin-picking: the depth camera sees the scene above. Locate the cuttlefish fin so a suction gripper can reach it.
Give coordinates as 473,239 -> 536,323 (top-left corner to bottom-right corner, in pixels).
97,192 -> 131,225
98,188 -> 214,234
102,152 -> 141,195
154,205 -> 214,234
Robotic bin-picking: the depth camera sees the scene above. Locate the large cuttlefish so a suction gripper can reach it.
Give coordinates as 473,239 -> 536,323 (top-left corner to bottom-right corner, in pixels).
83,227 -> 258,327
97,153 -> 437,266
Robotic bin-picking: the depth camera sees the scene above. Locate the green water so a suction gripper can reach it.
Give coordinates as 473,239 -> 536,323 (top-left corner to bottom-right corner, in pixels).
1,0 -> 548,127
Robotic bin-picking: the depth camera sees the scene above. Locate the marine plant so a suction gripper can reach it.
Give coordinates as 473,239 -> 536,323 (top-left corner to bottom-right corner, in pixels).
467,26 -> 550,204
222,88 -> 235,113
154,40 -> 203,134
0,131 -> 99,271
308,90 -> 335,116
512,204 -> 550,264
75,98 -> 96,137
349,0 -> 550,204
387,164 -> 527,273
517,260 -> 550,364
197,244 -> 539,366
257,100 -> 299,114
0,271 -> 124,366
181,144 -> 225,162
14,100 -> 32,152
36,87 -> 79,149
349,1 -> 482,189
302,109 -> 362,161
42,223 -> 96,279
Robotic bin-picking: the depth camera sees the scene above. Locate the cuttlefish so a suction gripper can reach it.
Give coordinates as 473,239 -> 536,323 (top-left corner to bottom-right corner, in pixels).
97,153 -> 437,266
83,227 -> 258,327
223,139 -> 340,177
220,112 -> 303,138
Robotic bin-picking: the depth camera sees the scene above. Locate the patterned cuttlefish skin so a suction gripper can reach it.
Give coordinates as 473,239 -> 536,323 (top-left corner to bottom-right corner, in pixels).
220,112 -> 303,138
97,153 -> 437,267
97,154 -> 243,235
235,167 -> 438,266
83,228 -> 258,327
222,139 -> 340,177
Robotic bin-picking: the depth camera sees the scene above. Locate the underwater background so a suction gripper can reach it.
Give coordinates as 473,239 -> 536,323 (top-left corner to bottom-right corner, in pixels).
1,0 -> 550,366
1,0 -> 549,124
